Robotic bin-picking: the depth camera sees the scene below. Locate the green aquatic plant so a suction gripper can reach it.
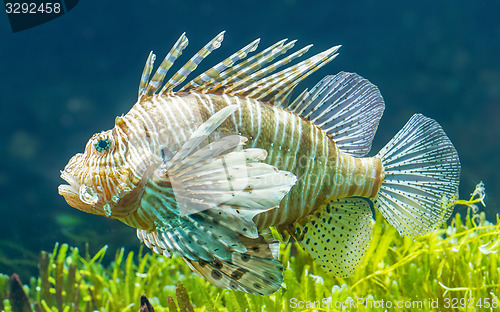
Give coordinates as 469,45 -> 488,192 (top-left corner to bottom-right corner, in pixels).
1,183 -> 498,311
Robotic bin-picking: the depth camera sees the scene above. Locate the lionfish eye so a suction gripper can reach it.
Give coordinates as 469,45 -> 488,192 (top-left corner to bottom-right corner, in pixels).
94,138 -> 112,154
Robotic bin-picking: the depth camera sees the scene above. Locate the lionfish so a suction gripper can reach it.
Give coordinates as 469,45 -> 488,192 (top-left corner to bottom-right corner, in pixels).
59,32 -> 461,295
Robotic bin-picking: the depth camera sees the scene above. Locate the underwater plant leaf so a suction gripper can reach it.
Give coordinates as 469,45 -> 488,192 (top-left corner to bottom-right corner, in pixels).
270,289 -> 283,312
39,300 -> 51,312
65,247 -> 78,306
282,267 -> 301,310
175,281 -> 194,312
37,251 -> 49,306
2,298 -> 13,312
0,274 -> 10,311
32,301 -> 40,312
166,295 -> 178,312
80,245 -> 107,267
135,252 -> 150,302
191,280 -> 214,312
234,291 -> 257,312
224,291 -> 242,312
54,243 -> 68,312
112,248 -> 125,284
122,250 -> 135,306
371,218 -> 398,271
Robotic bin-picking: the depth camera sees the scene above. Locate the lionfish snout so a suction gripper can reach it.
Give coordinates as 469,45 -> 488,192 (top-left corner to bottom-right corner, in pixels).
58,153 -> 105,215
58,169 -> 80,198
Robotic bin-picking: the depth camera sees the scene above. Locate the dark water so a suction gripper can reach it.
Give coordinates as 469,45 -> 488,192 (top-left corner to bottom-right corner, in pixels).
1,0 -> 499,279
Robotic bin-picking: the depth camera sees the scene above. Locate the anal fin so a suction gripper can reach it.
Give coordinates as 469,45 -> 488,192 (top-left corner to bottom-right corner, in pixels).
290,197 -> 374,277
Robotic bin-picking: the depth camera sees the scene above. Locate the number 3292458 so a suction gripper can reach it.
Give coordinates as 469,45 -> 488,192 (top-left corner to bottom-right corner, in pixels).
5,2 -> 61,14
444,297 -> 498,309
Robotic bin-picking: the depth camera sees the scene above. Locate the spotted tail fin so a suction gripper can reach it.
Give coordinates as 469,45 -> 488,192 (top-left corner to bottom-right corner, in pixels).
375,114 -> 461,238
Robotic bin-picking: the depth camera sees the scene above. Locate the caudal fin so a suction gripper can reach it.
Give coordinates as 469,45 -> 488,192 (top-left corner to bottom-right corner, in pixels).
375,114 -> 461,238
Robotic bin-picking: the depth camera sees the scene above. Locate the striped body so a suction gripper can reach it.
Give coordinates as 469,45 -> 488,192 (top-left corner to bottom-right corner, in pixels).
120,93 -> 384,230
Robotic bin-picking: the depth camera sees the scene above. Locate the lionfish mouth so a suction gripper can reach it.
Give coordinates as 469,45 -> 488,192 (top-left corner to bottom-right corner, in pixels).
58,170 -> 80,196
58,170 -> 99,207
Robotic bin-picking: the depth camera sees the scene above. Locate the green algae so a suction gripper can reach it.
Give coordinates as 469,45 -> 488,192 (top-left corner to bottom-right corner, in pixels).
1,183 -> 498,312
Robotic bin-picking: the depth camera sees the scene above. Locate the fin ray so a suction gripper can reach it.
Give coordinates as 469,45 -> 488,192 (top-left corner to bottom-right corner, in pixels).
225,43 -> 311,94
207,39 -> 291,92
180,39 -> 260,92
138,51 -> 156,99
288,72 -> 385,156
139,32 -> 344,108
160,31 -> 225,94
228,46 -> 339,106
143,33 -> 189,98
375,114 -> 461,238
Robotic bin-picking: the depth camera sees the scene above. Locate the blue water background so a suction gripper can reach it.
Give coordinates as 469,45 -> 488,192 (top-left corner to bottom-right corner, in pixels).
0,0 -> 498,278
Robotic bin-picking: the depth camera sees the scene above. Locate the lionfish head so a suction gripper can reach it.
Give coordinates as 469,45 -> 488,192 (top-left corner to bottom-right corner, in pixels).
58,123 -> 153,218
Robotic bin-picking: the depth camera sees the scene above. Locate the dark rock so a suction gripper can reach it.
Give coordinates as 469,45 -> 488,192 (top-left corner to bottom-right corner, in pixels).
9,274 -> 32,312
140,294 -> 155,312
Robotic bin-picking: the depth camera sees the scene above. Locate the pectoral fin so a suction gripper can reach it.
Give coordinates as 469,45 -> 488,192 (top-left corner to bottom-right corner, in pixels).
137,132 -> 295,293
183,235 -> 284,295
